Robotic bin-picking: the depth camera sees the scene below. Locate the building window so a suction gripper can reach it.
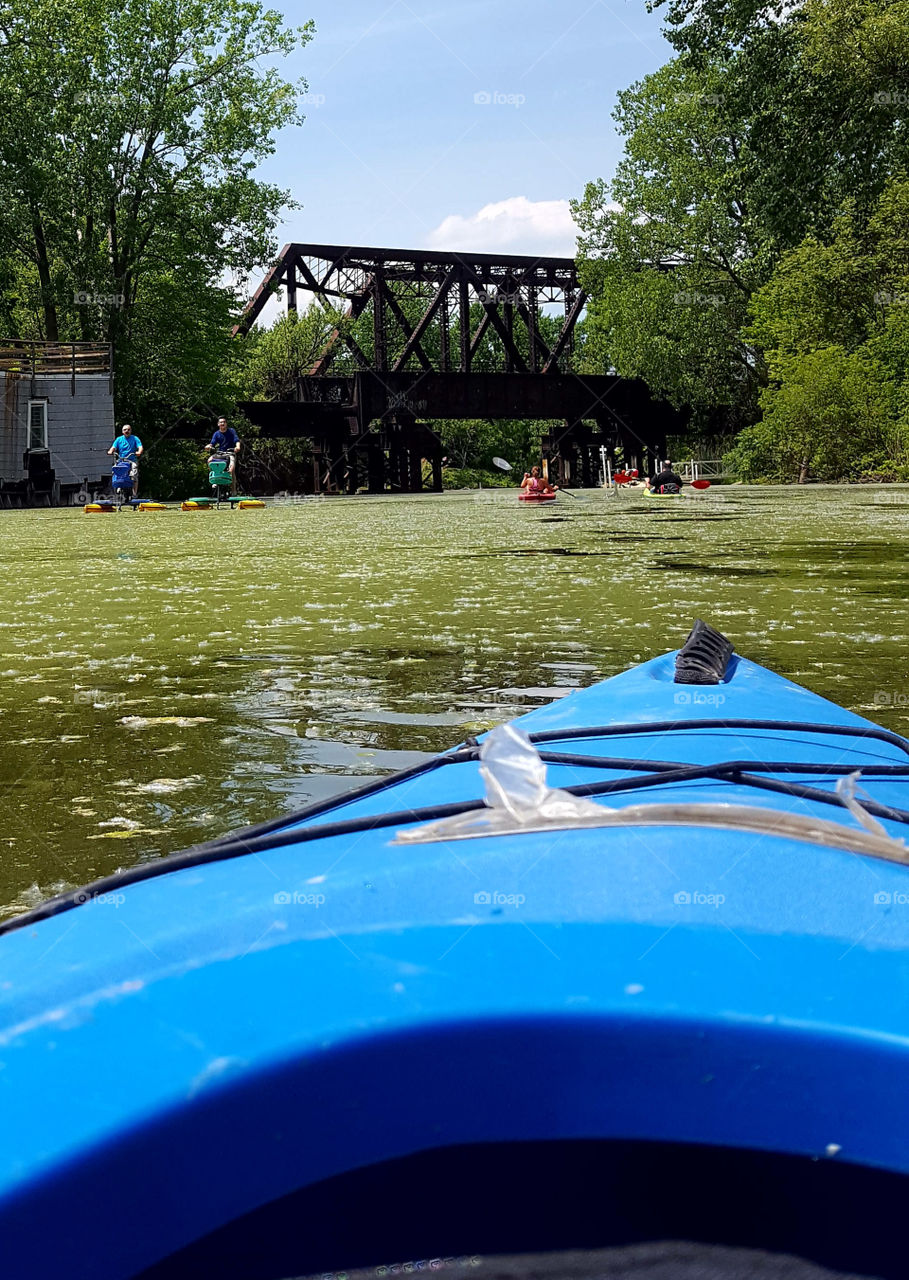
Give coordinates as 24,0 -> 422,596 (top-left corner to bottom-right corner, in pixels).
27,400 -> 48,450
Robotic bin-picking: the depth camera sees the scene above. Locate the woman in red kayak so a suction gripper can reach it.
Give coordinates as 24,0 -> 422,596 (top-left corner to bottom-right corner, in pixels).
520,465 -> 558,494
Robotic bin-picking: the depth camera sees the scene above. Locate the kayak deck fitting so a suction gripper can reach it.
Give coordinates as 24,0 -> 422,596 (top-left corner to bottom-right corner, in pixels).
3,623 -> 909,1280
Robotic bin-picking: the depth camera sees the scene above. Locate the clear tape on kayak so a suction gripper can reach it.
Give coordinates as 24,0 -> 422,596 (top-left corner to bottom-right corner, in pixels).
394,723 -> 909,864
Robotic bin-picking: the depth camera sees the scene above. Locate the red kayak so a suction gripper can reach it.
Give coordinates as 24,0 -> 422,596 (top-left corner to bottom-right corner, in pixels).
518,491 -> 557,503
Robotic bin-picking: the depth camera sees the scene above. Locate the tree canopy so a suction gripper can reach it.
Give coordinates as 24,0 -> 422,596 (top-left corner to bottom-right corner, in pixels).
0,0 -> 312,436
574,0 -> 909,477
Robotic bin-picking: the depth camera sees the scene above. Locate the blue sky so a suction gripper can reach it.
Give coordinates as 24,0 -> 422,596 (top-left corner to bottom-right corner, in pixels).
256,0 -> 674,259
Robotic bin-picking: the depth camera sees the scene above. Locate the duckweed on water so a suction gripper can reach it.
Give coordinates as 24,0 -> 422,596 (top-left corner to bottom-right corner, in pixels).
0,485 -> 907,915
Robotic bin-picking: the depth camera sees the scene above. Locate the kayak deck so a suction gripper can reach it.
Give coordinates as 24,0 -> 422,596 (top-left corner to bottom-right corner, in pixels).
3,642 -> 909,1277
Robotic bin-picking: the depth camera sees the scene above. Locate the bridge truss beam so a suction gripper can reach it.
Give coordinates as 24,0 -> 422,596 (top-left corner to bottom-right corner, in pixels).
234,243 -> 585,376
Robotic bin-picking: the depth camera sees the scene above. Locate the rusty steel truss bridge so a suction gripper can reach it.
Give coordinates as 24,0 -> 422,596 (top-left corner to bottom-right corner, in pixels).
226,243 -> 687,493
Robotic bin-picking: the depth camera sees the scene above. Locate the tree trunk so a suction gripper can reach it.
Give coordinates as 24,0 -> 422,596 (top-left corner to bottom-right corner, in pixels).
31,210 -> 58,341
798,457 -> 810,484
77,300 -> 93,342
76,215 -> 95,341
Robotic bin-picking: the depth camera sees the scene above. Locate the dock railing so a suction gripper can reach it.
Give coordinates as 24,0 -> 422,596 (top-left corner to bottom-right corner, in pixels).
0,339 -> 113,395
681,459 -> 728,482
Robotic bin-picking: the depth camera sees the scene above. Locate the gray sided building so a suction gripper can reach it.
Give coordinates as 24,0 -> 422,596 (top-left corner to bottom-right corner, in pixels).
0,340 -> 115,505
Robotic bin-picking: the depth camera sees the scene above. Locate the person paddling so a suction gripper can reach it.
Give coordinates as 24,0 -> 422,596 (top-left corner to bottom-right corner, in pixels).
645,460 -> 683,495
520,465 -> 558,494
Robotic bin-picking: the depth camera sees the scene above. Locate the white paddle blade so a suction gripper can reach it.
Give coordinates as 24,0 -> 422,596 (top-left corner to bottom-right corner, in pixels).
492,457 -> 512,471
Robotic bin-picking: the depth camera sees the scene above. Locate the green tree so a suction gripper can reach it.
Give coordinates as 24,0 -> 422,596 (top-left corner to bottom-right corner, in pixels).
0,0 -> 312,430
436,418 -> 554,473
241,307 -> 343,400
139,441 -> 210,501
572,57 -> 766,424
725,347 -> 903,481
576,0 -> 909,446
747,181 -> 909,362
230,308 -> 347,494
731,177 -> 909,480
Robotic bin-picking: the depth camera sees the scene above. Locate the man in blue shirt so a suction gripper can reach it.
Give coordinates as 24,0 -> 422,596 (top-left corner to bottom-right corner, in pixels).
107,424 -> 143,496
205,417 -> 241,483
108,423 -> 143,460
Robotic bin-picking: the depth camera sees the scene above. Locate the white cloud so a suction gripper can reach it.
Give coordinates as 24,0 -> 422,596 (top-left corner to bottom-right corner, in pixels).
425,196 -> 578,258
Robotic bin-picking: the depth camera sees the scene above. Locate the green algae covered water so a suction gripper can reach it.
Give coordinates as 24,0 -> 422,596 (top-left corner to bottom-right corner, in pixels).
1,485 -> 907,918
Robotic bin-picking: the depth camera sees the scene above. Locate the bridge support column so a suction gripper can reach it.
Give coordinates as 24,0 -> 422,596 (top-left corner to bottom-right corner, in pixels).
386,423 -> 406,493
560,436 -> 577,488
346,445 -> 359,494
579,441 -> 594,489
384,417 -> 430,493
326,438 -> 345,493
366,438 -> 385,493
386,442 -> 400,492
